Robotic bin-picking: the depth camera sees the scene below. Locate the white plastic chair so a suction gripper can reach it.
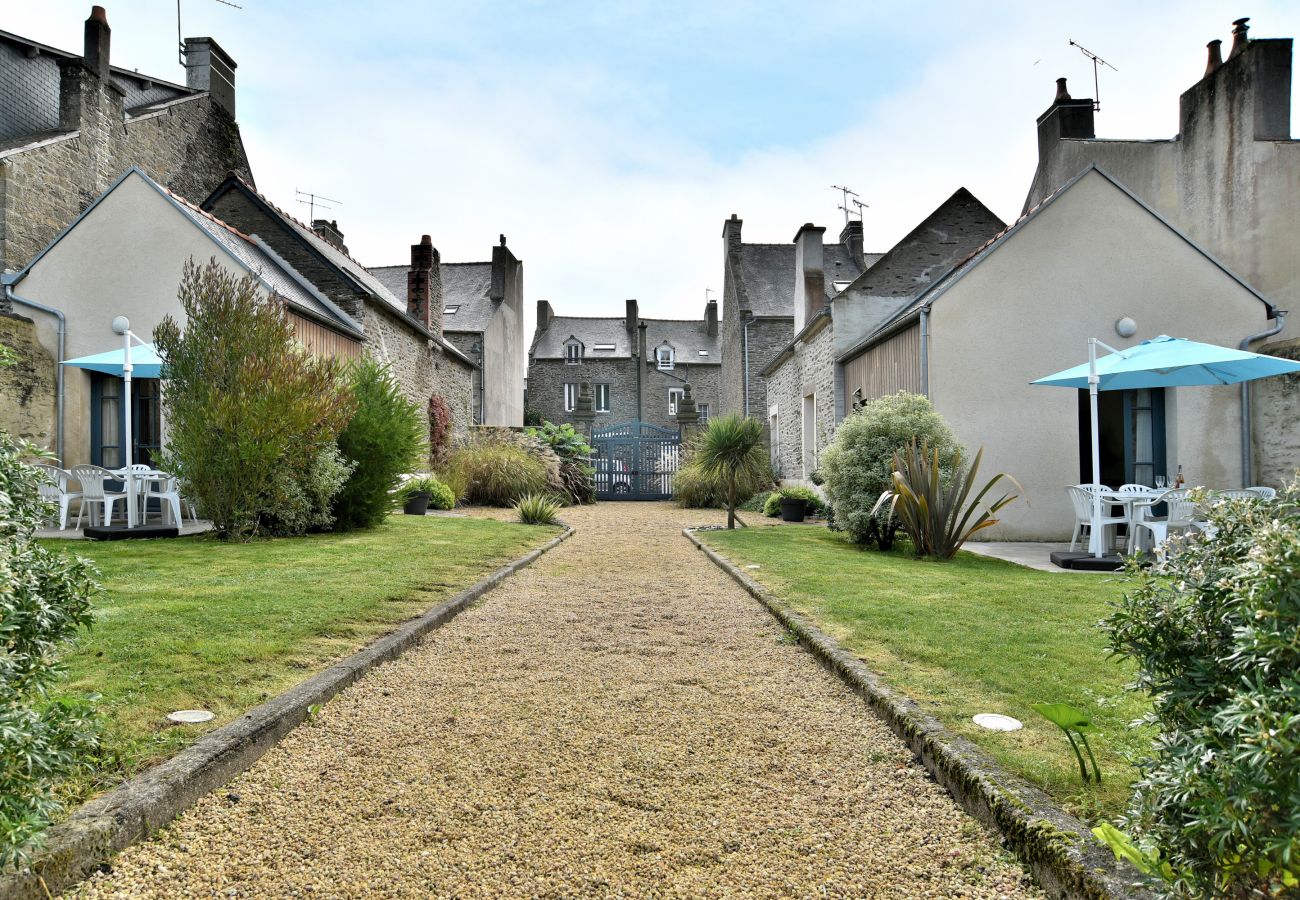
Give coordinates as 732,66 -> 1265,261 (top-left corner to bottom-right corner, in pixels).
143,474 -> 183,526
1217,489 -> 1260,502
33,463 -> 81,530
69,465 -> 129,528
1132,489 -> 1200,560
1066,485 -> 1127,552
1247,486 -> 1277,501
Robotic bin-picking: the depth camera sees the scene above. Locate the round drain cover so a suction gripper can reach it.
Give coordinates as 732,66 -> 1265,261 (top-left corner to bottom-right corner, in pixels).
167,709 -> 215,725
972,713 -> 1023,732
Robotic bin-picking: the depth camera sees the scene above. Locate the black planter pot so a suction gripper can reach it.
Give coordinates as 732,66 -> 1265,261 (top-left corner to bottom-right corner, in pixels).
780,497 -> 809,522
403,492 -> 431,516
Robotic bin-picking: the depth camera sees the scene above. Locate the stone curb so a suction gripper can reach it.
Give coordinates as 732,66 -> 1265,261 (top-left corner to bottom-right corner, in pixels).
683,527 -> 1155,900
3,524 -> 574,900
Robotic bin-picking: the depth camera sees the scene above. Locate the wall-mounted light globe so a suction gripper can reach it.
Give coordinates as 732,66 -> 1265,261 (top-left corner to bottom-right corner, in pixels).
111,315 -> 131,336
1115,316 -> 1137,338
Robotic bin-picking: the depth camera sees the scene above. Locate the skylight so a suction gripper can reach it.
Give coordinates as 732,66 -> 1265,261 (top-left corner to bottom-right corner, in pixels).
444,305 -> 460,314
698,350 -> 709,356
832,281 -> 853,292
593,343 -> 616,351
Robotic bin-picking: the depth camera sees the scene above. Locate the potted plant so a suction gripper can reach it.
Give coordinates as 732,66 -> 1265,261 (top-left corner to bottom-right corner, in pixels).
401,476 -> 440,516
769,485 -> 823,523
780,492 -> 809,522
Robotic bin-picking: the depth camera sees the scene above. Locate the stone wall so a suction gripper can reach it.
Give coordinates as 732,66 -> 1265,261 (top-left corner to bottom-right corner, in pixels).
766,322 -> 836,482
642,363 -> 721,431
0,89 -> 251,273
364,303 -> 474,436
527,357 -> 640,428
1253,337 -> 1300,487
0,313 -> 55,445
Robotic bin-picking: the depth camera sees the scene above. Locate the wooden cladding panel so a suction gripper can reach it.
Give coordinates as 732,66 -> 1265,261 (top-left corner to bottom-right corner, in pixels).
842,323 -> 921,404
288,312 -> 361,361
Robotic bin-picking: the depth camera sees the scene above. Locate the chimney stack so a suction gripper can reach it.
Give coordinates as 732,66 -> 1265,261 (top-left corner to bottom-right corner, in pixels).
722,214 -> 743,257
1035,76 -> 1096,157
705,297 -> 718,337
1228,17 -> 1250,59
1204,39 -> 1224,76
83,6 -> 111,79
183,36 -> 237,118
536,300 -> 554,332
490,234 -> 515,303
311,219 -> 347,254
839,219 -> 864,269
625,298 -> 639,336
792,223 -> 825,334
407,235 -> 441,334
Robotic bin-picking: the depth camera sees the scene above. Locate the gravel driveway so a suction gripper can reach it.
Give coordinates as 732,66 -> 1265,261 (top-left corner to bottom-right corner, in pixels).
75,503 -> 1040,898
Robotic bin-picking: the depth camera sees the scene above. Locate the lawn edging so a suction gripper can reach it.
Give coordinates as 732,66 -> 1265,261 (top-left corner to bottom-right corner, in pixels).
684,527 -> 1154,900
2,524 -> 574,900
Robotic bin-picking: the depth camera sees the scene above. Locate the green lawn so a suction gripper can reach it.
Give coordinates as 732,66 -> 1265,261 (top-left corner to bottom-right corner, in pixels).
700,525 -> 1149,823
44,515 -> 557,801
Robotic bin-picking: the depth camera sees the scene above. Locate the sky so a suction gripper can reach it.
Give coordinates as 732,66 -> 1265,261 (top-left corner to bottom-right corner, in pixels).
7,1 -> 1300,339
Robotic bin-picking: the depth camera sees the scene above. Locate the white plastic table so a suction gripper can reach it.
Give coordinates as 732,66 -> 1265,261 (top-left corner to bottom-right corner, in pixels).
110,468 -> 169,528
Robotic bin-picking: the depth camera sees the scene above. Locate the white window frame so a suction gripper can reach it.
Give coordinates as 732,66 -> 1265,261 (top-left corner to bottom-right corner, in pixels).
594,383 -> 610,413
564,340 -> 583,365
657,345 -> 675,370
668,388 -> 684,416
698,403 -> 709,422
564,383 -> 578,412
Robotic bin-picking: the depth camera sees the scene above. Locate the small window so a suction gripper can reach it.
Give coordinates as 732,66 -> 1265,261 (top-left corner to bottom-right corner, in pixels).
698,350 -> 709,356
698,403 -> 709,422
564,383 -> 578,412
594,383 -> 610,412
444,305 -> 460,315
657,345 -> 675,370
564,339 -> 583,365
832,280 -> 853,293
593,343 -> 616,352
669,388 -> 684,416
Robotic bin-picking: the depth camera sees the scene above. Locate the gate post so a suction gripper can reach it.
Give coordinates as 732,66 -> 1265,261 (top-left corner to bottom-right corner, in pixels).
674,382 -> 701,443
572,381 -> 596,439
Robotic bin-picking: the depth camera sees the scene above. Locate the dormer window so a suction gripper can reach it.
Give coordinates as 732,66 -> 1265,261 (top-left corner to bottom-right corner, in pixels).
564,338 -> 584,365
656,344 -> 675,370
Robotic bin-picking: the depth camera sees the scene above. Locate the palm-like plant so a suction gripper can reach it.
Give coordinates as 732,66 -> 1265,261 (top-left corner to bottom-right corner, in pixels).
689,414 -> 769,529
873,439 -> 1020,558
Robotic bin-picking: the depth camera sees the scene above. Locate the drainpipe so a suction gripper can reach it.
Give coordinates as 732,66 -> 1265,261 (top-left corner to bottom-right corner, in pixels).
470,339 -> 484,425
1238,310 -> 1288,486
636,321 -> 647,422
3,280 -> 66,465
919,307 -> 931,397
742,311 -> 755,416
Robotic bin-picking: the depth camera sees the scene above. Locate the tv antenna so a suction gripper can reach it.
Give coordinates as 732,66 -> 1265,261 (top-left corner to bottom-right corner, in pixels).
830,185 -> 860,225
177,0 -> 243,65
294,189 -> 343,222
848,197 -> 868,222
1068,39 -> 1117,112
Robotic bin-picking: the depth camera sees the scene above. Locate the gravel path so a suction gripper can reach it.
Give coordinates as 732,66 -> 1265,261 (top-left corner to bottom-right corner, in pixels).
75,503 -> 1040,899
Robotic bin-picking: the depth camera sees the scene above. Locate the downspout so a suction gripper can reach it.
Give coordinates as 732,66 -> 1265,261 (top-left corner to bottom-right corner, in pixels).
919,307 -> 930,397
742,312 -> 755,416
471,339 -> 484,425
4,280 -> 66,465
1238,310 -> 1287,486
636,321 -> 647,422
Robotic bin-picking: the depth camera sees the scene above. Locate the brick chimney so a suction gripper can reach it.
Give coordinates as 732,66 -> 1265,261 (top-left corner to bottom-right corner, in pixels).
705,297 -> 718,336
839,219 -> 864,269
183,36 -> 237,118
792,223 -> 825,333
625,298 -> 639,336
1035,77 -> 1096,160
536,300 -> 554,332
407,235 -> 442,335
311,219 -> 347,254
58,6 -> 123,132
1182,18 -> 1291,142
722,214 -> 743,256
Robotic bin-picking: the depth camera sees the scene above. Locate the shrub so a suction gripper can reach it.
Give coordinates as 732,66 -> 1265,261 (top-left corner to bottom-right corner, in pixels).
526,421 -> 595,504
154,259 -> 355,540
739,490 -> 773,513
0,428 -> 99,865
263,443 -> 355,536
684,414 -> 768,529
673,457 -> 727,509
514,493 -> 562,525
873,441 -> 1019,560
427,394 -> 453,466
403,475 -> 455,511
763,485 -> 824,518
820,392 -> 961,550
1101,483 -> 1300,898
442,440 -> 550,506
332,358 -> 428,531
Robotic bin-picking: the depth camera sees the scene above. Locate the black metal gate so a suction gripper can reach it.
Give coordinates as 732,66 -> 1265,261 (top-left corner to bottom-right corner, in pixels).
591,421 -> 681,500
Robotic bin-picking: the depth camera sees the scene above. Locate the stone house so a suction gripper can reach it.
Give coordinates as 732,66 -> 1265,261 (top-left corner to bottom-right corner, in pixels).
372,236 -> 526,426
0,7 -> 253,275
763,189 -> 1004,480
527,299 -> 721,431
1024,17 -> 1298,486
1,167 -> 364,467
836,166 -> 1277,539
718,215 -> 877,433
201,175 -> 476,433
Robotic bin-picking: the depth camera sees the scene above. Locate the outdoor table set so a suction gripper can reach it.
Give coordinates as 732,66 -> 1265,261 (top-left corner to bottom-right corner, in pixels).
35,463 -> 189,530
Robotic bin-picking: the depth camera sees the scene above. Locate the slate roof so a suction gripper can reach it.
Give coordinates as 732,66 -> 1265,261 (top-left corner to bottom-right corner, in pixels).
369,261 -> 498,334
645,318 -> 721,363
533,317 -> 632,358
736,242 -> 879,317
